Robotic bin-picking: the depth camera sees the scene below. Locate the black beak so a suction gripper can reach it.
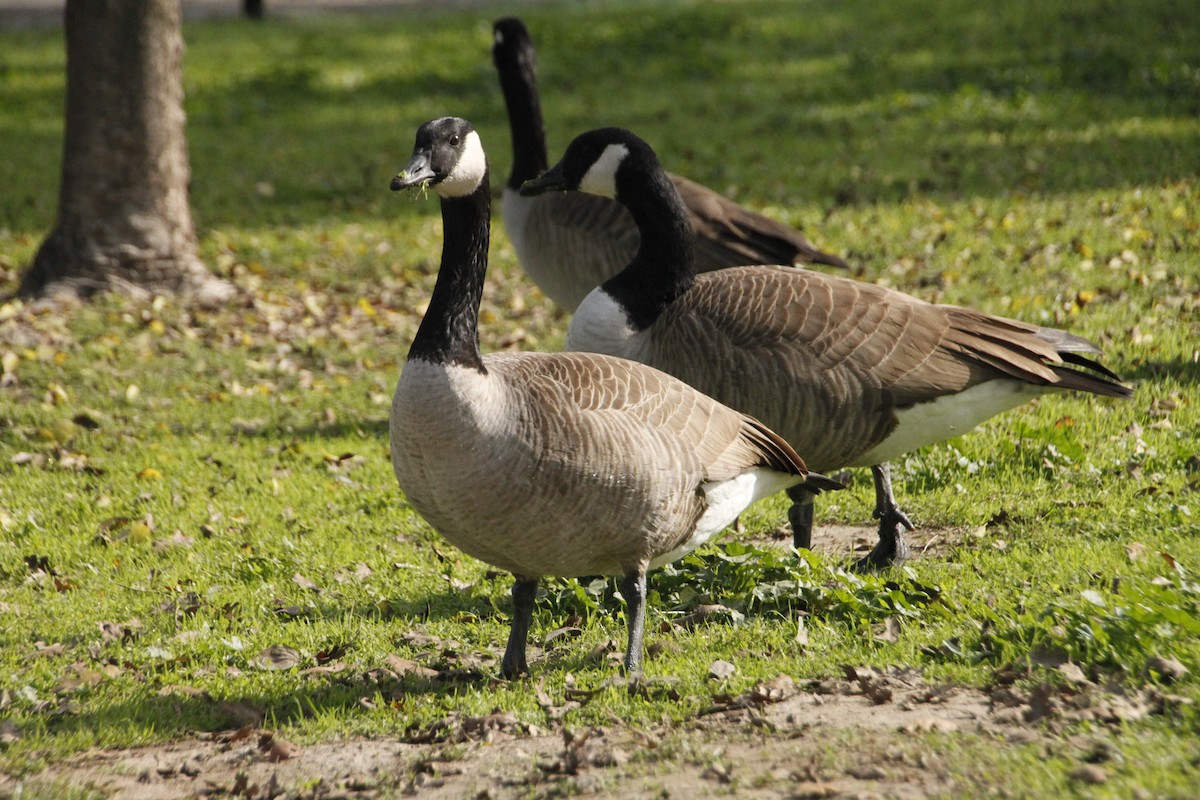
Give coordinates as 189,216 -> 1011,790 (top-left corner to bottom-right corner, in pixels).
518,162 -> 570,196
391,150 -> 436,191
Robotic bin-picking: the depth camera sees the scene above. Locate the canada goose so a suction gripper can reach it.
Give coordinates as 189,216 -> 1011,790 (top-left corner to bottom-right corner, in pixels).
492,17 -> 848,311
521,127 -> 1133,569
388,117 -> 841,676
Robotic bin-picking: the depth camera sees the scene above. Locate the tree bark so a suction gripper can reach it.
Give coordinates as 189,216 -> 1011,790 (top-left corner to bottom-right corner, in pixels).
20,0 -> 232,305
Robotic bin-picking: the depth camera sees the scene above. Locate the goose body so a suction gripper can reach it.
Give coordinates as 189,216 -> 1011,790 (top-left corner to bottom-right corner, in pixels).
389,117 -> 839,676
522,127 -> 1132,568
493,17 -> 847,311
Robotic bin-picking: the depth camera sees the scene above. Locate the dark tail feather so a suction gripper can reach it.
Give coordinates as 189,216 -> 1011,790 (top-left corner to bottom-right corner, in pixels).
802,471 -> 846,494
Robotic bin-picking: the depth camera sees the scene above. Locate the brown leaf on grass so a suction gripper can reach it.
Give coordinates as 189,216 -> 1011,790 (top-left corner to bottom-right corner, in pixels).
708,659 -> 737,680
543,626 -> 582,646
26,641 -> 67,660
257,730 -> 298,762
151,531 -> 195,554
677,603 -> 739,629
749,674 -> 796,704
252,646 -> 302,671
54,662 -> 106,693
384,654 -> 438,678
1125,541 -> 1147,562
216,724 -> 257,744
315,643 -> 350,664
874,616 -> 902,643
291,572 -> 318,592
98,619 -> 142,643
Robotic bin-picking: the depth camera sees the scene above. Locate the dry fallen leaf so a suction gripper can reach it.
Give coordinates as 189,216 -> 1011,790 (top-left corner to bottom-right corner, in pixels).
384,654 -> 439,678
708,659 -> 737,680
292,572 -> 318,592
252,646 -> 302,671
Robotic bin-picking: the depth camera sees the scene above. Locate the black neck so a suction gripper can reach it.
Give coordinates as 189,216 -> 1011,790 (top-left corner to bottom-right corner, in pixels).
601,166 -> 696,330
408,176 -> 491,371
497,49 -> 548,189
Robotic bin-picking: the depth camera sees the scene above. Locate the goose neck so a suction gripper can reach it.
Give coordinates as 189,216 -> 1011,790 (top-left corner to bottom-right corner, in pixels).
498,52 -> 548,189
408,179 -> 490,371
603,168 -> 696,329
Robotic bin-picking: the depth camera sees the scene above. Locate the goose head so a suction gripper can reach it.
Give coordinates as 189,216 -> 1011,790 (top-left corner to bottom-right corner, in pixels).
391,116 -> 488,199
492,17 -> 536,75
520,127 -> 656,201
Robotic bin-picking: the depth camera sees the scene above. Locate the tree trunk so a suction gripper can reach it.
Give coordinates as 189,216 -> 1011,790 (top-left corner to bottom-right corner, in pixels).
20,0 -> 232,305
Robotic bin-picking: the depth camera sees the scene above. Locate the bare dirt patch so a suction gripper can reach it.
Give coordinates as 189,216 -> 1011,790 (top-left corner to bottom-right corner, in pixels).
7,667 -> 1162,800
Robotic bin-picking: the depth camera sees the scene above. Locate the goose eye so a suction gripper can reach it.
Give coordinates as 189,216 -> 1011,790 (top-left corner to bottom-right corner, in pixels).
449,134 -> 461,146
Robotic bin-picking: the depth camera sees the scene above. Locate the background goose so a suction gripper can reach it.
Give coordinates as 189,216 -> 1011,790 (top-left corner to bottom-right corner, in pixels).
492,17 -> 848,311
521,127 -> 1133,569
388,117 -> 841,676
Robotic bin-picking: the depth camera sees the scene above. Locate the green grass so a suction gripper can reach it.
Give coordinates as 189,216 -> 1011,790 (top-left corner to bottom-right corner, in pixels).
1,0 -> 1199,795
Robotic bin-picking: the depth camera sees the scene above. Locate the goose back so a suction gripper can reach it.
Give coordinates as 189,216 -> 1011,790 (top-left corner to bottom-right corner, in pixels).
569,265 -> 1131,471
391,349 -> 810,578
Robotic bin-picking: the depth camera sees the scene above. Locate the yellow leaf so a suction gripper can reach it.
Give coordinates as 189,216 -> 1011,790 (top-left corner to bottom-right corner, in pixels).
149,320 -> 166,335
137,468 -> 163,481
357,297 -> 377,317
1076,289 -> 1097,306
1,351 -> 17,375
128,522 -> 152,544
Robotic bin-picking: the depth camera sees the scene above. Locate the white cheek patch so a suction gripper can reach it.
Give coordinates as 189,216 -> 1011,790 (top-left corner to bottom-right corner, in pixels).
578,143 -> 628,198
436,130 -> 488,198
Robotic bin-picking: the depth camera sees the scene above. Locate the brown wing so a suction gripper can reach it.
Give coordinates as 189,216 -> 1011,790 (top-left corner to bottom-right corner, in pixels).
671,174 -> 849,271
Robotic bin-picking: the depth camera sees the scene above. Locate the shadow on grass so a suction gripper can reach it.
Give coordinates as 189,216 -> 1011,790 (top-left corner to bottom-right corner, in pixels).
1121,356 -> 1200,386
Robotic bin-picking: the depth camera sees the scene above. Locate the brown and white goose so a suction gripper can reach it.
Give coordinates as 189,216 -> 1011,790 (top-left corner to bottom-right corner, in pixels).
492,17 -> 848,311
388,117 -> 841,676
521,127 -> 1133,569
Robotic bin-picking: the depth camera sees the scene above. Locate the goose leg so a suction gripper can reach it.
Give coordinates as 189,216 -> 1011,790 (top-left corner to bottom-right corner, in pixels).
620,570 -> 648,676
786,485 -> 817,551
501,577 -> 538,678
855,462 -> 913,571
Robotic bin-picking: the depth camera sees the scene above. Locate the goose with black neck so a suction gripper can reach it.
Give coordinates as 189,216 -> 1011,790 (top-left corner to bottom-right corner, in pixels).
521,126 -> 1133,570
492,16 -> 847,312
388,117 -> 843,677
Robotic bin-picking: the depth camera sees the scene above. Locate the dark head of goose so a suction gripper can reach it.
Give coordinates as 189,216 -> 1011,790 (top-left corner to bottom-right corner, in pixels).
519,127 -> 649,200
391,116 -> 488,199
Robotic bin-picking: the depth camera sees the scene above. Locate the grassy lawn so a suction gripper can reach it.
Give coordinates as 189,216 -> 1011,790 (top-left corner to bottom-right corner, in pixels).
1,0 -> 1198,796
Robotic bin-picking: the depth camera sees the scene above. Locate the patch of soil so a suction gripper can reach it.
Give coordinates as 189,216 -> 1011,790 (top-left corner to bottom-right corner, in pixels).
7,670 -> 1160,800
753,522 -> 967,563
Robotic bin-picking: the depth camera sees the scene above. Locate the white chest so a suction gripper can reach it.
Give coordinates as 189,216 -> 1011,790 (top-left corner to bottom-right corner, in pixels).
566,289 -> 641,358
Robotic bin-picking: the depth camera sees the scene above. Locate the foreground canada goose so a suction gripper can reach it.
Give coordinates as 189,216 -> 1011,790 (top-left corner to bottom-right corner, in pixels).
521,127 -> 1133,569
388,117 -> 841,676
492,17 -> 848,311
